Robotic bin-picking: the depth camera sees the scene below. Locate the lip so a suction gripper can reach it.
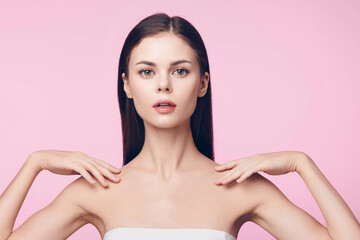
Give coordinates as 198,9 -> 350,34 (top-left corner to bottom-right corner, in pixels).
152,99 -> 177,108
153,105 -> 176,113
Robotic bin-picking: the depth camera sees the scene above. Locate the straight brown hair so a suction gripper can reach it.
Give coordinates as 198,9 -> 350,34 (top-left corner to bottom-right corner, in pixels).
117,12 -> 214,166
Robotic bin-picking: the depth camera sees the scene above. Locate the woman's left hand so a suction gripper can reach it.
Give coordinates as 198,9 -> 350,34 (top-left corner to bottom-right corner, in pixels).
214,150 -> 307,185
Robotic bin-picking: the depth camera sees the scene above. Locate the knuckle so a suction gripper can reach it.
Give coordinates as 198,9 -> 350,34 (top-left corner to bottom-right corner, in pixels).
233,165 -> 242,171
78,169 -> 88,179
94,161 -> 106,170
72,151 -> 84,158
69,151 -> 85,162
85,161 -> 97,169
71,164 -> 80,173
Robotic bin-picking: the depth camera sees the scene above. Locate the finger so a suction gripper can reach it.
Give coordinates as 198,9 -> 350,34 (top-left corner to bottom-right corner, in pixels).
215,170 -> 235,184
83,162 -> 109,187
215,159 -> 252,183
236,163 -> 264,184
214,161 -> 238,171
216,162 -> 255,185
216,167 -> 243,185
236,169 -> 254,184
91,157 -> 121,173
73,165 -> 96,184
91,161 -> 121,183
216,174 -> 238,185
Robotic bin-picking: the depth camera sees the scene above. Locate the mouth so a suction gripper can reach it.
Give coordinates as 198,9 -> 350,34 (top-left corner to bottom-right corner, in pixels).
153,100 -> 176,113
154,103 -> 175,107
152,100 -> 177,108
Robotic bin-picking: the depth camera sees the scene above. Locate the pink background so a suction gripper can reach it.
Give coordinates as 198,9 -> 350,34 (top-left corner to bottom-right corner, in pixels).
1,0 -> 359,239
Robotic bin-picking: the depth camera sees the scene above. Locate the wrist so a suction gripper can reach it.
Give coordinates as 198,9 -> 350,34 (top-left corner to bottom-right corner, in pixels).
26,151 -> 44,174
294,152 -> 314,176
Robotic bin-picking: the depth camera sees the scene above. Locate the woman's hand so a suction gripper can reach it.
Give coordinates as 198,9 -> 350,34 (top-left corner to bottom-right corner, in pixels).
31,150 -> 121,188
214,150 -> 306,185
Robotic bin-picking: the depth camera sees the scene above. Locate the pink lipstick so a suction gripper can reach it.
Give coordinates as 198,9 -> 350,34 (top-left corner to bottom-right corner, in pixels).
153,99 -> 176,113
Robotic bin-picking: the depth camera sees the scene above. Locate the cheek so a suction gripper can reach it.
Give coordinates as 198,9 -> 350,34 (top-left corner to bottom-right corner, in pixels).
128,80 -> 153,117
177,79 -> 200,115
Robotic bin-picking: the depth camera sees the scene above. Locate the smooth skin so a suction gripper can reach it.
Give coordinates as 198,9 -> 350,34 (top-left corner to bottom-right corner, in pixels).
2,150 -> 360,239
0,150 -> 122,240
1,31 -> 359,240
215,151 -> 360,239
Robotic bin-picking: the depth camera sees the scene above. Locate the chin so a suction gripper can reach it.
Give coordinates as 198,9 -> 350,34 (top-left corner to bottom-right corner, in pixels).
144,117 -> 191,129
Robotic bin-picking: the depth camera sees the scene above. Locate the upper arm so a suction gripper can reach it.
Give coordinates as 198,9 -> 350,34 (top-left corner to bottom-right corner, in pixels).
8,177 -> 91,240
243,173 -> 332,240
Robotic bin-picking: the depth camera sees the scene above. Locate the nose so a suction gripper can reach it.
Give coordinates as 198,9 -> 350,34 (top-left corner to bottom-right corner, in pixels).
156,75 -> 172,93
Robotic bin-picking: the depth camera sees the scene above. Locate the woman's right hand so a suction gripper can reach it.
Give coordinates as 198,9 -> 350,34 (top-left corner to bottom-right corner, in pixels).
30,150 -> 121,188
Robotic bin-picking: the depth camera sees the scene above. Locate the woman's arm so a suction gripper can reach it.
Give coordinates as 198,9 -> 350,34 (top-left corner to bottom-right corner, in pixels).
0,150 -> 121,239
214,151 -> 360,239
295,153 -> 360,239
0,153 -> 42,239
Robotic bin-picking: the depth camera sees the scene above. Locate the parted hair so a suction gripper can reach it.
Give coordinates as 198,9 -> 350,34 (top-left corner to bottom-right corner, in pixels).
117,12 -> 214,166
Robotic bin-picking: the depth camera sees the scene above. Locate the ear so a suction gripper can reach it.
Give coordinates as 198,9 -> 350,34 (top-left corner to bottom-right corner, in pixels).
122,73 -> 133,99
198,72 -> 210,97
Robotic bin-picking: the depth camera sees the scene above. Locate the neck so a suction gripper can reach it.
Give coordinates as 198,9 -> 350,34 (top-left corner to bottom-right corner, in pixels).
132,119 -> 202,181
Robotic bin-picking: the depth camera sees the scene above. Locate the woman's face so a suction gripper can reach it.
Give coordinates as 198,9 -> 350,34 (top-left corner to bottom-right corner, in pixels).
122,32 -> 209,128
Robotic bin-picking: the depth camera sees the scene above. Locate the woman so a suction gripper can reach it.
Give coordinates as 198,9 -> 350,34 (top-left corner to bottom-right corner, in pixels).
1,12 -> 359,240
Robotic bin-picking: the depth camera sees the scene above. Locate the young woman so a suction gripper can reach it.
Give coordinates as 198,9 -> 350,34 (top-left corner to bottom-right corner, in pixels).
1,13 -> 359,240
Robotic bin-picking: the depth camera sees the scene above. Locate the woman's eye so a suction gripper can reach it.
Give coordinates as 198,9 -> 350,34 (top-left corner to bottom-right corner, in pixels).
139,69 -> 153,77
174,68 -> 188,76
138,68 -> 189,77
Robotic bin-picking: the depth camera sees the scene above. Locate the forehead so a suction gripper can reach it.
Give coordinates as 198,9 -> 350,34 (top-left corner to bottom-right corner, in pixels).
129,32 -> 197,66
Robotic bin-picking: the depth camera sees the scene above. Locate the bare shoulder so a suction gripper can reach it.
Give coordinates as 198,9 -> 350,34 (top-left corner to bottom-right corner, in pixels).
237,172 -> 280,195
72,166 -> 129,234
57,175 -> 114,225
55,176 -> 97,218
230,172 -> 291,221
205,168 -> 284,221
197,161 -> 283,230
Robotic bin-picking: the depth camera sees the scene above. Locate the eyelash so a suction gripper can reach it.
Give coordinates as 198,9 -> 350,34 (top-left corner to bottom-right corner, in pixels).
138,68 -> 189,77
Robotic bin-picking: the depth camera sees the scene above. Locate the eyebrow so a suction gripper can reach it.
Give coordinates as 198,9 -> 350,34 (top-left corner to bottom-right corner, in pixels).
135,59 -> 192,66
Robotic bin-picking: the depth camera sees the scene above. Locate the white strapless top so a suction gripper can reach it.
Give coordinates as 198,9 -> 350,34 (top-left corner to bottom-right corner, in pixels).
103,227 -> 237,240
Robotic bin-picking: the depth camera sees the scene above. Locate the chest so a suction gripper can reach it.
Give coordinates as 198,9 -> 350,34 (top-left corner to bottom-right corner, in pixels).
87,170 -> 251,238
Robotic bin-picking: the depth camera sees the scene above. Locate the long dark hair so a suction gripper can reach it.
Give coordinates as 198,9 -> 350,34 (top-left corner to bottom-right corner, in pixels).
118,12 -> 214,166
